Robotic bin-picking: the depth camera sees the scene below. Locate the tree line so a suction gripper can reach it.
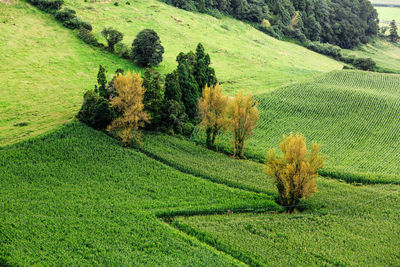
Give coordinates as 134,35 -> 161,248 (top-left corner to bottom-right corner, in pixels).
163,0 -> 379,49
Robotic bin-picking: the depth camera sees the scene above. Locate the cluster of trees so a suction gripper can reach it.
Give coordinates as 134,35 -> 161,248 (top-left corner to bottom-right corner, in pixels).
198,85 -> 259,158
78,43 -> 219,144
163,0 -> 379,49
389,20 -> 399,43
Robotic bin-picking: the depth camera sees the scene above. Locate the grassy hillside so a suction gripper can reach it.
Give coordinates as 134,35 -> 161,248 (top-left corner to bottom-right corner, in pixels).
375,6 -> 400,24
0,0 -> 137,146
342,40 -> 400,74
0,122 -> 277,265
62,0 -> 343,95
175,180 -> 400,266
193,70 -> 400,183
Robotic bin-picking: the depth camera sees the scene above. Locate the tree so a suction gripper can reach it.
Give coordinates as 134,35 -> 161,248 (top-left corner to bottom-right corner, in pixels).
265,133 -> 325,213
107,72 -> 150,145
227,92 -> 259,158
97,65 -> 108,98
142,68 -> 164,129
101,27 -> 124,52
164,71 -> 182,104
77,90 -> 115,130
177,58 -> 199,121
194,43 -> 217,94
389,20 -> 399,42
198,83 -> 229,149
132,29 -> 164,67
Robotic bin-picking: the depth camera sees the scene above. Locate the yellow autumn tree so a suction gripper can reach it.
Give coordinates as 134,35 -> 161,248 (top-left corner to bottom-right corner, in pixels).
261,19 -> 271,29
107,71 -> 150,145
227,92 -> 259,158
265,133 -> 325,213
198,83 -> 230,149
290,11 -> 300,30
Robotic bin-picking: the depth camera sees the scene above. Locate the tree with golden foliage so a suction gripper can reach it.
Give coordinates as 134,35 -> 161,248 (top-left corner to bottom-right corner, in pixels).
290,11 -> 300,31
227,92 -> 259,158
198,83 -> 230,149
265,133 -> 325,213
107,71 -> 150,146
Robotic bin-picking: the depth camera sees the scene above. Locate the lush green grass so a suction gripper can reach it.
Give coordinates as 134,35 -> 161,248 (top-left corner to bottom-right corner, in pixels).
175,179 -> 400,266
0,1 -> 138,146
375,6 -> 400,24
0,122 -> 278,265
371,0 -> 400,5
62,0 -> 343,96
193,70 -> 400,184
141,133 -> 276,195
342,40 -> 400,74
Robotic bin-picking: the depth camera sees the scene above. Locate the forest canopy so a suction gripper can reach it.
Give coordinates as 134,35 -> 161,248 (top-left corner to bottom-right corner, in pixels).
163,0 -> 379,49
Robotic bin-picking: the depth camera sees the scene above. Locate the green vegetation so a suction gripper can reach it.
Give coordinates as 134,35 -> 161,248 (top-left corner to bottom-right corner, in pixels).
342,40 -> 400,74
175,179 -> 400,266
375,6 -> 400,25
62,0 -> 343,95
0,1 -> 136,146
0,122 -> 277,265
194,71 -> 400,184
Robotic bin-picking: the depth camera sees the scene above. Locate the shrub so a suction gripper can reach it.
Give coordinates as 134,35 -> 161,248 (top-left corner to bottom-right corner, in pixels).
132,29 -> 164,67
227,92 -> 259,158
107,72 -> 150,145
160,100 -> 188,135
101,27 -> 124,52
79,21 -> 92,31
55,8 -> 76,22
265,133 -> 325,213
77,28 -> 98,46
115,43 -> 131,59
77,90 -> 115,130
62,18 -> 82,29
182,122 -> 195,136
29,0 -> 63,12
305,41 -> 342,59
352,58 -> 376,71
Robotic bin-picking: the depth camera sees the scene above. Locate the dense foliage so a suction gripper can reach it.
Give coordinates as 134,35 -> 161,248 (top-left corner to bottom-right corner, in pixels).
389,20 -> 399,42
163,0 -> 379,48
28,0 -> 63,12
131,29 -> 165,67
101,27 -> 124,52
266,133 -> 325,213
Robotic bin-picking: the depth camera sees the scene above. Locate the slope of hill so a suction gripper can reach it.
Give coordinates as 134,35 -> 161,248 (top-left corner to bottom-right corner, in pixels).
0,0 -> 138,146
0,122 -> 277,265
193,70 -> 400,183
62,0 -> 343,95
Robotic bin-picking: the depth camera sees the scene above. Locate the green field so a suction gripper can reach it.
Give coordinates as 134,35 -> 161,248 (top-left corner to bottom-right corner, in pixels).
342,40 -> 400,74
175,179 -> 400,266
0,1 -> 137,146
62,0 -> 342,95
0,122 -> 278,265
193,70 -> 400,183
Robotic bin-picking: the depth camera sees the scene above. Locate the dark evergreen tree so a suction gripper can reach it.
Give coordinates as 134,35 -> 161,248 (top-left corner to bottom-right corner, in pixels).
97,65 -> 108,98
164,71 -> 182,104
177,58 -> 200,121
142,68 -> 164,129
132,29 -> 165,67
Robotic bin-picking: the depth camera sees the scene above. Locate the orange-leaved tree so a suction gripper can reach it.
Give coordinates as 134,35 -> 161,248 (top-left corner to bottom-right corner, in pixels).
227,91 -> 259,158
198,83 -> 230,149
107,71 -> 150,145
265,133 -> 325,213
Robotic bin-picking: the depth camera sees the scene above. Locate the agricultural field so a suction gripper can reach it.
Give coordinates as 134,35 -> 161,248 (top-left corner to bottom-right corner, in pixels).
193,70 -> 400,184
0,122 -> 278,265
0,1 -> 137,146
61,0 -> 343,95
175,179 -> 400,266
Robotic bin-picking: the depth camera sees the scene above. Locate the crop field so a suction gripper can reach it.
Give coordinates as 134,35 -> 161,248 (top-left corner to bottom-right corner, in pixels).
342,40 -> 400,74
61,0 -> 342,95
175,179 -> 400,266
193,70 -> 400,184
0,122 -> 278,265
0,1 -> 137,146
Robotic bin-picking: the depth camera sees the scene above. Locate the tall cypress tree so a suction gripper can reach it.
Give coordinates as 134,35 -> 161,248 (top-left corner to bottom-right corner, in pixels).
177,59 -> 199,121
97,65 -> 108,98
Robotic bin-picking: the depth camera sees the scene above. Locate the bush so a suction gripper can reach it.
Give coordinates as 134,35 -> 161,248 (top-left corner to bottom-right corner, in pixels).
115,43 -> 131,59
182,122 -> 195,136
77,28 -> 99,46
265,133 -> 325,213
132,29 -> 164,67
305,41 -> 342,59
160,100 -> 188,135
77,90 -> 115,130
55,8 -> 76,22
79,21 -> 93,31
29,0 -> 63,12
352,58 -> 376,71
